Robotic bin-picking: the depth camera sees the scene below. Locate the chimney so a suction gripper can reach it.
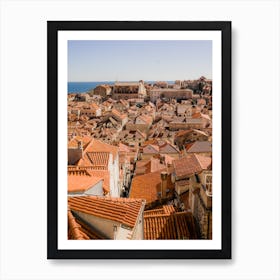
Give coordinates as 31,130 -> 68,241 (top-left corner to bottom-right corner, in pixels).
68,140 -> 83,165
77,140 -> 83,150
160,171 -> 168,199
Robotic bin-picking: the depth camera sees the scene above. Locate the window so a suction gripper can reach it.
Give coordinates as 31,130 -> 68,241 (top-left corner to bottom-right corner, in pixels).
205,174 -> 212,194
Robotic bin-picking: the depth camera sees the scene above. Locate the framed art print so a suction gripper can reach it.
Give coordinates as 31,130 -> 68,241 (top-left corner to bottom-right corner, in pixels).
47,21 -> 231,259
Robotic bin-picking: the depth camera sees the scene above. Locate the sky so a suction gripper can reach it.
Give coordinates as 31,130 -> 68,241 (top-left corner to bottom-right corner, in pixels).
68,40 -> 212,82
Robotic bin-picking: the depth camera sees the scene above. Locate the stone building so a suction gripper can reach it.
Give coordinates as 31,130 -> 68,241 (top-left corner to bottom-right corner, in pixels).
172,154 -> 212,239
68,196 -> 146,240
68,137 -> 121,197
112,81 -> 146,100
92,85 -> 112,98
149,88 -> 193,102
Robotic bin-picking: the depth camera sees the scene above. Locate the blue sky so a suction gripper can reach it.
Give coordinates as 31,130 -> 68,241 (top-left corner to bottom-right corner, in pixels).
68,40 -> 212,82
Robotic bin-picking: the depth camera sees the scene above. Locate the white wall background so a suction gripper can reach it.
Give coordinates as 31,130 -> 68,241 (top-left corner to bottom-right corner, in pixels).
0,0 -> 279,279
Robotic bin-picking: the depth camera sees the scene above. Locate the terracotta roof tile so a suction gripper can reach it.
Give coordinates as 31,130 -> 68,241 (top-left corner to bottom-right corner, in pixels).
68,196 -> 145,228
143,205 -> 175,217
84,139 -> 119,161
186,141 -> 212,153
137,115 -> 153,125
111,109 -> 127,120
87,170 -> 110,193
68,209 -> 90,240
68,209 -> 106,240
173,154 -> 202,178
77,151 -> 110,168
68,167 -> 110,193
68,135 -> 92,149
143,144 -> 160,154
130,170 -> 174,204
194,154 -> 212,170
68,172 -> 103,193
143,207 -> 197,239
159,142 -> 179,154
118,143 -> 131,152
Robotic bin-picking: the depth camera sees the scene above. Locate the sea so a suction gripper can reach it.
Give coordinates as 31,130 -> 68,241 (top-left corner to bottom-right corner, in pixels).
68,81 -> 174,94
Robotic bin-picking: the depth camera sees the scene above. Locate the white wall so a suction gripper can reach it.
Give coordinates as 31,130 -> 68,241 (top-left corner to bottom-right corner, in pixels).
109,153 -> 120,197
73,210 -> 118,239
84,180 -> 104,196
0,1 -> 279,280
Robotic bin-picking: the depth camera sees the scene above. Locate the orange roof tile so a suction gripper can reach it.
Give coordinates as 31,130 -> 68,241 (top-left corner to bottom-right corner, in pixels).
192,112 -> 202,119
143,139 -> 159,146
118,143 -> 131,152
130,170 -> 174,204
173,154 -> 211,179
68,209 -> 90,240
143,144 -> 160,154
194,154 -> 212,170
68,196 -> 145,228
88,170 -> 110,193
91,103 -> 100,110
186,141 -> 212,153
68,209 -> 106,240
111,109 -> 127,120
77,151 -> 110,168
68,172 -> 103,193
143,208 -> 197,240
137,115 -> 153,125
173,154 -> 202,178
144,205 -> 175,217
159,142 -> 179,154
84,139 -> 119,161
68,167 -> 110,193
150,157 -> 166,173
68,135 -> 92,149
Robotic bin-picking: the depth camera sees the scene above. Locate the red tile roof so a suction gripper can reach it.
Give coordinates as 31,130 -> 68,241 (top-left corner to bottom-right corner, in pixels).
68,167 -> 110,194
68,172 -> 103,193
68,135 -> 92,149
84,139 -> 119,161
173,155 -> 202,178
186,141 -> 212,153
144,205 -> 175,217
118,143 -> 131,152
143,144 -> 159,154
111,109 -> 127,121
68,196 -> 145,228
144,209 -> 197,240
173,154 -> 211,179
91,103 -> 100,110
88,170 -> 110,194
150,158 -> 166,173
130,170 -> 174,204
159,142 -> 179,154
68,209 -> 90,240
195,154 -> 212,170
137,115 -> 153,125
77,151 -> 110,168
68,209 -> 106,240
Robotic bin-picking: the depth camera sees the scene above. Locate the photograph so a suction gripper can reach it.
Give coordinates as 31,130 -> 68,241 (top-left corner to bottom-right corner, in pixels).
48,21 -> 231,259
67,40 -> 213,241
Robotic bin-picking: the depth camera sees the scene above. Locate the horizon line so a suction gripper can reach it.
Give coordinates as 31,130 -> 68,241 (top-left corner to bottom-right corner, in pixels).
68,77 -> 211,83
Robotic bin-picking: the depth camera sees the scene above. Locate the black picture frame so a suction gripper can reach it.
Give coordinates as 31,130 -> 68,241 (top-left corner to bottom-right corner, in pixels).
47,21 -> 231,259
